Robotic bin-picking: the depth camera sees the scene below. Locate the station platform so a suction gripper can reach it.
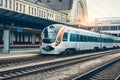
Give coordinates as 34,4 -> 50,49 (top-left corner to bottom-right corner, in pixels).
0,48 -> 40,60
0,44 -> 40,48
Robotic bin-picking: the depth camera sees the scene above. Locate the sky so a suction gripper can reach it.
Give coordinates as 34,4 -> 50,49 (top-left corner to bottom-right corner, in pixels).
86,0 -> 120,19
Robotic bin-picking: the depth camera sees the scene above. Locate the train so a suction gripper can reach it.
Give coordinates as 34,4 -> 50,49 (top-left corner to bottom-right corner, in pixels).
40,24 -> 120,55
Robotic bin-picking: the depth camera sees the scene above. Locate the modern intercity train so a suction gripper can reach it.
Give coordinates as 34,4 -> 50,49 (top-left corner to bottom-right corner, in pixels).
40,24 -> 120,55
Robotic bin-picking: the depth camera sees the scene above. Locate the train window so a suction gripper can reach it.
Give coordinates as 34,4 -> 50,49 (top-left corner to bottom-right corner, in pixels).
95,37 -> 98,42
89,36 -> 92,42
63,33 -> 68,41
0,0 -> 3,6
80,35 -> 83,41
86,36 -> 89,42
92,37 -> 94,42
42,28 -> 58,43
91,37 -> 94,42
84,36 -> 87,42
77,34 -> 79,41
70,33 -> 77,42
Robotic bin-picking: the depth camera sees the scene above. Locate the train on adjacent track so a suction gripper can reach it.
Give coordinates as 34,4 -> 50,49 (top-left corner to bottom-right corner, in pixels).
40,24 -> 120,55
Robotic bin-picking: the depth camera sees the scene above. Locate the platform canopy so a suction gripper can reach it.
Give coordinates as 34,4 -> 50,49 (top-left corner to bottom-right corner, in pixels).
0,8 -> 62,30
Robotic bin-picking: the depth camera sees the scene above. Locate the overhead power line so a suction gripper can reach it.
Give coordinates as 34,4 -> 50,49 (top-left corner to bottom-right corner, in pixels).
91,0 -> 113,16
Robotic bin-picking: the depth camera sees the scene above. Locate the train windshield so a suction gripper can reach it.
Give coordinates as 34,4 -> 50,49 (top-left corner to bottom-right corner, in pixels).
42,27 -> 58,43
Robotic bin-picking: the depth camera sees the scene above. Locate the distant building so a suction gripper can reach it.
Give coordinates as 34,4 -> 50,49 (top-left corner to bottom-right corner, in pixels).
27,0 -> 88,27
94,18 -> 120,37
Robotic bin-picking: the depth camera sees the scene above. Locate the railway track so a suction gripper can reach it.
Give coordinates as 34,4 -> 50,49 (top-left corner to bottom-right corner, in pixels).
73,56 -> 120,80
0,49 -> 120,80
0,49 -> 119,68
0,55 -> 57,68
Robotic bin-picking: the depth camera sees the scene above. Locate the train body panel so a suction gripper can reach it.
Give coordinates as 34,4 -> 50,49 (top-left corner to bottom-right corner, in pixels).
40,24 -> 120,55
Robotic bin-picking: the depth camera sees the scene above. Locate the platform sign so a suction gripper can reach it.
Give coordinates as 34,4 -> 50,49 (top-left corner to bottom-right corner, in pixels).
17,27 -> 23,32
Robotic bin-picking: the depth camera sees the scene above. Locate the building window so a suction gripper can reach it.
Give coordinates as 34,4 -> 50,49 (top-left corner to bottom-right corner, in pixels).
0,0 -> 3,6
23,5 -> 25,12
39,10 -> 41,17
32,7 -> 33,14
34,8 -> 36,15
20,4 -> 22,11
29,6 -> 31,13
44,11 -> 45,18
5,0 -> 8,8
41,10 -> 43,17
16,3 -> 18,11
9,0 -> 12,9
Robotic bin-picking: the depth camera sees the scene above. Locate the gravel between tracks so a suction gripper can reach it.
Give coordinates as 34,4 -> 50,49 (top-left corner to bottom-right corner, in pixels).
11,52 -> 120,80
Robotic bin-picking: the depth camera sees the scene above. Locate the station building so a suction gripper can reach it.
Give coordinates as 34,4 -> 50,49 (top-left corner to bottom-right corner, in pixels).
0,0 -> 88,51
28,0 -> 88,27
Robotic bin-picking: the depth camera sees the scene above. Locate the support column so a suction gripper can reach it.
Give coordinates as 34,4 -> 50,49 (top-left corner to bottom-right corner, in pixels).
3,25 -> 10,54
32,34 -> 35,44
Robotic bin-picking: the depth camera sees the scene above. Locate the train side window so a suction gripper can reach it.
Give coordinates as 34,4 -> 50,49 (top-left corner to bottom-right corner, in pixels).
87,36 -> 90,42
70,33 -> 77,41
92,37 -> 94,42
84,36 -> 86,42
77,34 -> 79,41
86,36 -> 88,42
89,36 -> 92,42
63,33 -> 68,41
80,35 -> 83,41
96,37 -> 98,42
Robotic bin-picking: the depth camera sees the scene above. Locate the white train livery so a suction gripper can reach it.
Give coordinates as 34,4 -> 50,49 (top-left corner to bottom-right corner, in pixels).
40,24 -> 120,55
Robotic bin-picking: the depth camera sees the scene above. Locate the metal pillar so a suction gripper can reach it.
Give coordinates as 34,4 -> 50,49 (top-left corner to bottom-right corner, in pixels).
3,25 -> 10,54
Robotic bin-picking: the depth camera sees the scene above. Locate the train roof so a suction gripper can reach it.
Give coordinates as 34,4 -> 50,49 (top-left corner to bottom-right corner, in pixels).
49,24 -> 120,38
